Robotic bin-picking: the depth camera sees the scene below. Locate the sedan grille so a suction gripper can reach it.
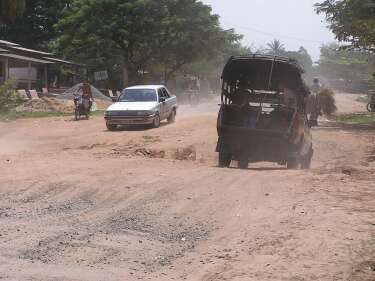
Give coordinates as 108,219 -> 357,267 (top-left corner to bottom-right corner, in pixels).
107,110 -> 145,117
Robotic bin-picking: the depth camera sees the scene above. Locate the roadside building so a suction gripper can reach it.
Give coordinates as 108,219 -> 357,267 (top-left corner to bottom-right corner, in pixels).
0,40 -> 81,90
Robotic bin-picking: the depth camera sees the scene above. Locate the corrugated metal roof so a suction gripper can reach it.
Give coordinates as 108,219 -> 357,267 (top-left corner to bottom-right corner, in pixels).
0,40 -> 83,67
0,40 -> 20,46
7,46 -> 52,56
0,53 -> 54,64
43,57 -> 82,66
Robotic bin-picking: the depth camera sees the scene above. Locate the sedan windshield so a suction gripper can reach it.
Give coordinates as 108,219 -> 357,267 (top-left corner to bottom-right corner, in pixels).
119,89 -> 157,102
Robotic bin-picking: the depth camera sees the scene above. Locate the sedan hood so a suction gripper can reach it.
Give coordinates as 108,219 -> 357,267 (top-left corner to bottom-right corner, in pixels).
106,102 -> 157,111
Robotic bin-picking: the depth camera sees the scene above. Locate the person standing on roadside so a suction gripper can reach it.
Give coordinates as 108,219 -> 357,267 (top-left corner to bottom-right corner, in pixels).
307,78 -> 322,127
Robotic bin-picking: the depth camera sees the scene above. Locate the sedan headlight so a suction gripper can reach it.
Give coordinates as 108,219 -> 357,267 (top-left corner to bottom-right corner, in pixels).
138,110 -> 155,116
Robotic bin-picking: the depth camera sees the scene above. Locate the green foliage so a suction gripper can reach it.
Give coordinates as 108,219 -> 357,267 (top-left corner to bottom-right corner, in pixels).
0,80 -> 23,112
0,111 -> 67,121
0,0 -> 72,49
54,0 -> 242,85
0,110 -> 104,121
285,47 -> 314,81
336,113 -> 375,124
318,43 -> 375,86
167,29 -> 244,78
266,39 -> 285,55
263,40 -> 314,80
315,0 -> 375,49
318,88 -> 337,115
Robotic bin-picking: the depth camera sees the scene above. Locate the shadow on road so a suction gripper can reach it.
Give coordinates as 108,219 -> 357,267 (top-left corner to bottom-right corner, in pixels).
213,166 -> 287,171
104,122 -> 169,132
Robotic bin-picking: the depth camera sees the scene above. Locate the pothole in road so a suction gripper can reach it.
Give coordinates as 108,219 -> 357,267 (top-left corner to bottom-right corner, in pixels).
39,198 -> 95,216
99,195 -> 211,268
106,213 -> 209,243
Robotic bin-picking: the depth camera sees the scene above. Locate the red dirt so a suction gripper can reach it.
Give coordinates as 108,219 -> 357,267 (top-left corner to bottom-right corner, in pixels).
0,94 -> 374,281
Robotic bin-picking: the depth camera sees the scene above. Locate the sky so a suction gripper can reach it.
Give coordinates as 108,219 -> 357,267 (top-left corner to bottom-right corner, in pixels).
201,0 -> 337,61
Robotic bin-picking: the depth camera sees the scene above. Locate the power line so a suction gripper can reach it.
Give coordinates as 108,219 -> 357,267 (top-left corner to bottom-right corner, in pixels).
221,19 -> 325,45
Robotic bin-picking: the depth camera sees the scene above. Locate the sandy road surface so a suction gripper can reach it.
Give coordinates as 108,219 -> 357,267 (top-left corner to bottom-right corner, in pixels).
0,94 -> 375,281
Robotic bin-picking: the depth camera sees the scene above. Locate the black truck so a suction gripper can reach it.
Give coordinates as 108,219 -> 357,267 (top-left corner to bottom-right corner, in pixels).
216,55 -> 313,169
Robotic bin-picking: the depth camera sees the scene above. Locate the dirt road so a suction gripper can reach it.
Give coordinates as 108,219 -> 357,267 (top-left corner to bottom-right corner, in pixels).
0,94 -> 374,281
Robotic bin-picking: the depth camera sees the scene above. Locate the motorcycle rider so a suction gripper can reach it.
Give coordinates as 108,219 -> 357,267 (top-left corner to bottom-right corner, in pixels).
74,80 -> 94,118
80,81 -> 93,110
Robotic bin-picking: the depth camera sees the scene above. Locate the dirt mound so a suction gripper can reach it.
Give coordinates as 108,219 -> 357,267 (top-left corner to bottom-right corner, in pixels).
58,83 -> 111,101
16,97 -> 74,113
173,145 -> 197,161
94,99 -> 111,110
15,97 -> 111,113
134,148 -> 166,158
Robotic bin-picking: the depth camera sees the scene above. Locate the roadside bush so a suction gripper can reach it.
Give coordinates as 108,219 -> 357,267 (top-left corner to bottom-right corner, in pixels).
318,88 -> 337,116
0,80 -> 23,112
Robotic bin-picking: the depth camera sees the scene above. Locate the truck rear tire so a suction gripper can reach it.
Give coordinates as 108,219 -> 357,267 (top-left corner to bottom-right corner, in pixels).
218,152 -> 231,168
287,157 -> 300,169
301,147 -> 313,169
238,156 -> 248,170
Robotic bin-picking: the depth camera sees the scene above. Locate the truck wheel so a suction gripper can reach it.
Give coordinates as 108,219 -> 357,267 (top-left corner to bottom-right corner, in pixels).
301,147 -> 313,169
218,152 -> 231,168
167,109 -> 176,123
106,123 -> 117,131
238,156 -> 248,170
287,157 -> 300,169
74,109 -> 79,121
152,113 -> 161,128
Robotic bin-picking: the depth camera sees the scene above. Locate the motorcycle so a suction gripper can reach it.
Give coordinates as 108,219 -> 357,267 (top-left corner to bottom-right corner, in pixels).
73,95 -> 91,120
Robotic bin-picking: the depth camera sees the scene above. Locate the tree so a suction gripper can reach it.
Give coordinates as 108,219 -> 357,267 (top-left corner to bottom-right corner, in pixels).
55,0 -> 241,86
0,0 -> 72,49
157,26 -> 243,82
266,39 -> 285,55
184,34 -> 247,78
285,47 -> 314,81
317,42 -> 375,90
0,80 -> 23,112
315,0 -> 375,49
263,41 -> 314,81
0,0 -> 25,22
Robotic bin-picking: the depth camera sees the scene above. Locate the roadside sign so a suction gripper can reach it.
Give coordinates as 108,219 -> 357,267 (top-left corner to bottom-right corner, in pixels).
94,70 -> 108,81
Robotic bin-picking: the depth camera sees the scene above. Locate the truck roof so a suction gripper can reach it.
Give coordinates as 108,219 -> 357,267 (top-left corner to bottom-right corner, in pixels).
125,85 -> 164,91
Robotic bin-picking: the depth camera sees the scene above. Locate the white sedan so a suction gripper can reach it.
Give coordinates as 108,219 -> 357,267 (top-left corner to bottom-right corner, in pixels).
104,85 -> 178,130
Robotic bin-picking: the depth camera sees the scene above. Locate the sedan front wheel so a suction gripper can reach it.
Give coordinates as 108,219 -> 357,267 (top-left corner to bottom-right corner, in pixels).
152,113 -> 161,128
106,123 -> 118,131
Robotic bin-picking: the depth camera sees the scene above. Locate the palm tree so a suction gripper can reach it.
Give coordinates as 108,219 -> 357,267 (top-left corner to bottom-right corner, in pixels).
266,39 -> 285,55
0,0 -> 26,22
